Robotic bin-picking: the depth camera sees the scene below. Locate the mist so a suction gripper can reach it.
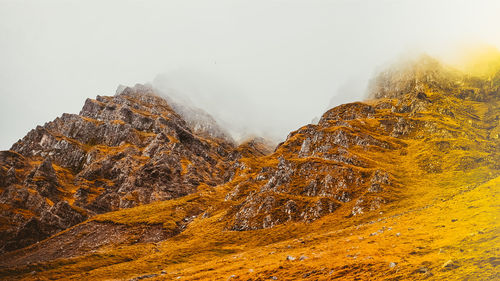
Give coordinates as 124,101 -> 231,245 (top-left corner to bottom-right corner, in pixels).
1,0 -> 500,149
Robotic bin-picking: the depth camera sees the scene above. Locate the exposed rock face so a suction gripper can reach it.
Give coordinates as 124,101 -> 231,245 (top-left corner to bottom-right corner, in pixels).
0,151 -> 27,188
0,84 -> 270,253
224,104 -> 403,230
367,55 -> 499,102
367,56 -> 460,100
164,96 -> 235,142
116,84 -> 235,143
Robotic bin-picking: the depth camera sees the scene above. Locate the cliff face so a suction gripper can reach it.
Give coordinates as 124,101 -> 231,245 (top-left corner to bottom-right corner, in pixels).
0,54 -> 498,280
0,84 -> 271,252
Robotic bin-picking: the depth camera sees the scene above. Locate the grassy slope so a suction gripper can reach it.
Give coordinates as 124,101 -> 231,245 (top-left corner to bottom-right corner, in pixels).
4,168 -> 496,280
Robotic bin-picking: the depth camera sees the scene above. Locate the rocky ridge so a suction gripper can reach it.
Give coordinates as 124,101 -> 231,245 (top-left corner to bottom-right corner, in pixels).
0,84 -> 271,252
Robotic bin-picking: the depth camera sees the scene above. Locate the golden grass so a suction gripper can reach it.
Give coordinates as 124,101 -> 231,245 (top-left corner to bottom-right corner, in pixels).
93,193 -> 206,231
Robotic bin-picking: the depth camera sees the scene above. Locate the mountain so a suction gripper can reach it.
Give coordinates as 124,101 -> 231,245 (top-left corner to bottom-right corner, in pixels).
0,84 -> 271,253
0,54 -> 498,280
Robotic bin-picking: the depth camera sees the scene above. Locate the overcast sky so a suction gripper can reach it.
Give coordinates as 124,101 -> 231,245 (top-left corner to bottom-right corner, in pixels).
1,0 -> 500,149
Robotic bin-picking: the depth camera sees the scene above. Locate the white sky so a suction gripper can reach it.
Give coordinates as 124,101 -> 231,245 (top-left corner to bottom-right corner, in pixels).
1,0 -> 500,149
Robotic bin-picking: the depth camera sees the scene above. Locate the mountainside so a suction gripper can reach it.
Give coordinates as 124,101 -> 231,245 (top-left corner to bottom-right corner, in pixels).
0,84 -> 271,253
0,54 -> 499,280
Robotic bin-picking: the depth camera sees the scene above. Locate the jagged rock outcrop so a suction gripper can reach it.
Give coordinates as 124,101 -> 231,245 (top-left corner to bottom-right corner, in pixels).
0,151 -> 27,187
224,104 -> 403,230
164,96 -> 235,142
368,55 -> 499,102
0,84 -> 272,253
116,84 -> 235,142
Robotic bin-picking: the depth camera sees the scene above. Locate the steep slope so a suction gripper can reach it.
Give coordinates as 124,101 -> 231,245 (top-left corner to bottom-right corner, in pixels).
0,84 -> 271,253
0,54 -> 498,280
221,55 -> 498,232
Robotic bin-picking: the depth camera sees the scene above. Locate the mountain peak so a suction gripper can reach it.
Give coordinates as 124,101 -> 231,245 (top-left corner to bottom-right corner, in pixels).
0,84 -> 272,252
